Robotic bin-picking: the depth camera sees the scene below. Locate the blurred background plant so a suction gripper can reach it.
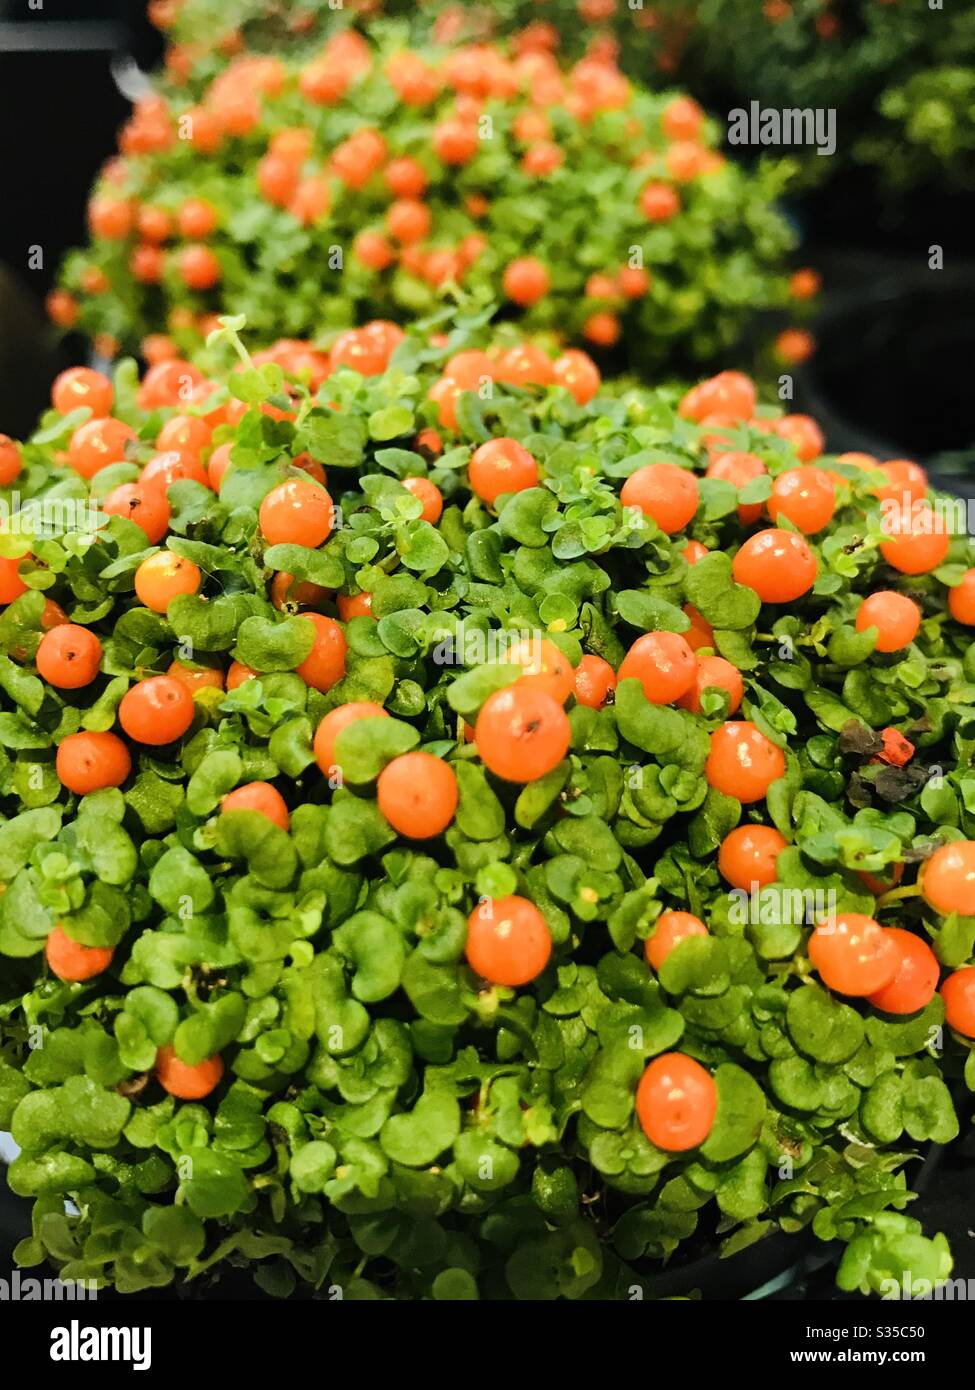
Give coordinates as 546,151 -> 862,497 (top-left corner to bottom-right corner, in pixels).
149,0 -> 975,196
49,24 -> 798,375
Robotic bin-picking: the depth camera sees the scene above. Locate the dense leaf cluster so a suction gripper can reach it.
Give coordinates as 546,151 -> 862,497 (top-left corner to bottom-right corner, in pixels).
1,314 -> 973,1299
150,0 -> 975,195
55,24 -> 793,368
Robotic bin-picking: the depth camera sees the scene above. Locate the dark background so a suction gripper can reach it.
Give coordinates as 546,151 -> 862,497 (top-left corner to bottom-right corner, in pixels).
0,0 -> 161,434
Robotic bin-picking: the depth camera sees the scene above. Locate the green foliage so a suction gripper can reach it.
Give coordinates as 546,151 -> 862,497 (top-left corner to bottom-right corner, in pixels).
55,24 -> 793,368
0,313 -> 968,1303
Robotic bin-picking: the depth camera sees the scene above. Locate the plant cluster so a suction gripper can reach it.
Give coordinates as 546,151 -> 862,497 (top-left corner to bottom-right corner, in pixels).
1,311 -> 974,1299
148,0 -> 975,195
50,26 -> 796,371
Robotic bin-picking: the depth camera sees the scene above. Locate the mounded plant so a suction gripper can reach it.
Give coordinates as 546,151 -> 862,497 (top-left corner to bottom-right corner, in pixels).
147,0 -> 975,198
149,0 -> 678,93
1,311 -> 974,1299
50,27 -> 795,372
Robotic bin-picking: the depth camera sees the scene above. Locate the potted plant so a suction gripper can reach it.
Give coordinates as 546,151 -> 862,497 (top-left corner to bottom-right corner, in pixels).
0,311 -> 972,1299
49,27 -> 796,374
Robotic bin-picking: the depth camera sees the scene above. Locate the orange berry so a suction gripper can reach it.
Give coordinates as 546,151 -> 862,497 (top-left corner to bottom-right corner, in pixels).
767,465 -> 836,534
68,417 -> 137,479
227,660 -> 259,690
337,592 -> 373,622
503,257 -> 550,306
718,824 -> 787,890
680,372 -> 756,424
88,196 -> 133,239
469,437 -> 539,506
102,484 -> 171,544
662,96 -> 703,140
0,554 -> 28,605
178,245 -> 221,290
56,731 -> 131,794
879,503 -> 950,575
295,613 -> 346,693
119,676 -> 195,745
618,631 -> 696,704
135,552 -> 202,613
45,925 -> 113,982
177,198 -> 218,238
493,343 -> 556,388
475,685 -> 571,782
156,414 -> 212,456
771,414 -> 824,463
222,781 -> 290,831
682,604 -> 714,652
941,967 -> 975,1037
645,911 -> 707,971
618,264 -> 651,298
52,367 -> 114,418
621,463 -> 699,534
497,637 -> 571,704
167,660 -> 224,693
808,914 -> 898,997
732,528 -> 817,602
582,311 -> 620,347
270,572 -> 327,611
921,841 -> 975,916
866,928 -> 939,1015
141,450 -> 209,494
378,751 -> 459,838
47,289 -> 79,328
789,267 -> 821,300
433,118 -> 479,164
207,442 -> 233,491
0,434 -> 22,486
677,654 -> 744,715
384,156 -> 428,198
636,1053 -> 716,1151
401,476 -> 443,525
855,591 -> 921,653
573,654 -> 617,709
705,721 -> 785,803
706,451 -> 766,525
353,230 -> 395,271
465,895 -> 552,986
639,182 -> 681,221
259,479 -> 334,547
948,569 -> 975,625
871,459 -> 928,505
155,1044 -> 223,1099
386,198 -> 431,245
314,701 -> 388,778
553,349 -> 601,404
36,624 -> 102,689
